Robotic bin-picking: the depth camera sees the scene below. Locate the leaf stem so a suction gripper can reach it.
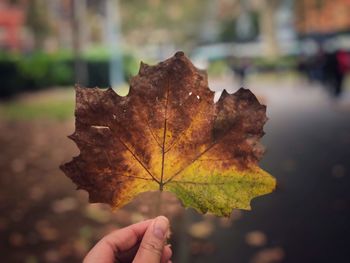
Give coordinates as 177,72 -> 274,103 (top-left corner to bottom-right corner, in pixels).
160,84 -> 170,186
154,190 -> 163,216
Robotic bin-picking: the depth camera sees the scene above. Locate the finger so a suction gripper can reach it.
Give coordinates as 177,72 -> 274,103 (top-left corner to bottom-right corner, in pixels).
102,219 -> 152,251
133,216 -> 169,263
115,241 -> 140,263
84,219 -> 152,263
160,244 -> 172,263
116,242 -> 172,263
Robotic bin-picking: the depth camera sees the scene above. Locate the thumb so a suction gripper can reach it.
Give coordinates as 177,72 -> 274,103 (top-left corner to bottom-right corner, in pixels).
133,216 -> 169,263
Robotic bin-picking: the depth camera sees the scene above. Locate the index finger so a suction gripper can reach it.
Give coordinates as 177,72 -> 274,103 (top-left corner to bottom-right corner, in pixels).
84,219 -> 152,263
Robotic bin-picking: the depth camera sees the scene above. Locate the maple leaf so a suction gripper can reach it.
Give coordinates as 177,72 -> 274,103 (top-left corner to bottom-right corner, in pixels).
61,52 -> 276,216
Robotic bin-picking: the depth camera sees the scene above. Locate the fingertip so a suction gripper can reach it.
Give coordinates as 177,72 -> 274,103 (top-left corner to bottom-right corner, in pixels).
153,216 -> 169,240
156,215 -> 169,222
161,244 -> 172,263
133,217 -> 169,263
165,244 -> 172,258
154,216 -> 169,230
156,216 -> 171,239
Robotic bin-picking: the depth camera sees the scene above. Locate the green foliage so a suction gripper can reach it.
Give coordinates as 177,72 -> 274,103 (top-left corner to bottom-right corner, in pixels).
123,53 -> 139,79
82,46 -> 110,61
50,60 -> 74,86
219,11 -> 260,42
219,19 -> 236,43
0,51 -> 138,98
253,56 -> 297,70
207,60 -> 230,77
17,53 -> 73,88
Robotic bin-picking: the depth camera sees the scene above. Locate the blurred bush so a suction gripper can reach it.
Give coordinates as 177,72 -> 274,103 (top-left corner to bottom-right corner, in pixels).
17,52 -> 74,88
207,56 -> 298,77
252,56 -> 297,72
0,51 -> 138,98
207,60 -> 230,77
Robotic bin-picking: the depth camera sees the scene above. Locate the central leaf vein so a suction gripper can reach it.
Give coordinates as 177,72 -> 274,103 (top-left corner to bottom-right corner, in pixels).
160,83 -> 170,190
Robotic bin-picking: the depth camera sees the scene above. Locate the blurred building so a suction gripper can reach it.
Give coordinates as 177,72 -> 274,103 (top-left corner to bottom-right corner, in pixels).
296,0 -> 350,35
0,0 -> 25,51
0,0 -> 120,53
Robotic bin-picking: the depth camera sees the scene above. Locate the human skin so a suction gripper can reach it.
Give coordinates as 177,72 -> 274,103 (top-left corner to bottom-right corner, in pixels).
84,216 -> 172,263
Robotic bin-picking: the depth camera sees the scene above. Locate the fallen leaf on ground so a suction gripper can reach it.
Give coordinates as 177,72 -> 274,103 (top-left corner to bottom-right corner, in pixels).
35,220 -> 59,241
51,197 -> 78,213
188,220 -> 215,239
250,247 -> 285,263
245,230 -> 267,247
84,204 -> 111,223
61,52 -> 275,216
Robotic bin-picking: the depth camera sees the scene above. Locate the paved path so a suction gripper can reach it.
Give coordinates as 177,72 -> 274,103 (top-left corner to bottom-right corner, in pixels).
184,76 -> 350,263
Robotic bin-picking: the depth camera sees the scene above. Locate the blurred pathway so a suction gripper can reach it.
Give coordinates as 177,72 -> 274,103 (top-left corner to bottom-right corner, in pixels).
184,75 -> 350,263
1,77 -> 350,263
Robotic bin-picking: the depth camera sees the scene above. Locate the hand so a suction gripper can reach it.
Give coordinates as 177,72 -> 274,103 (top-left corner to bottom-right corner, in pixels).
84,216 -> 172,263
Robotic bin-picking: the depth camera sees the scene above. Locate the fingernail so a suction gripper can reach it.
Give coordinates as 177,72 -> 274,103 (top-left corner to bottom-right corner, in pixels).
153,216 -> 169,240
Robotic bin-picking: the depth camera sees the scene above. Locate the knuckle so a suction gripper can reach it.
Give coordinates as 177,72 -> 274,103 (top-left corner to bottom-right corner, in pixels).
140,240 -> 163,256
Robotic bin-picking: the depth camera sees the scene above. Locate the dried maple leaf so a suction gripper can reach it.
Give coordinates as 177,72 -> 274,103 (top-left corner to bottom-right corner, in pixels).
61,52 -> 276,216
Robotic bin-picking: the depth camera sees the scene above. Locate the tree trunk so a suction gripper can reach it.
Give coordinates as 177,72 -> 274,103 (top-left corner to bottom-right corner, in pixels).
72,0 -> 88,85
259,0 -> 280,58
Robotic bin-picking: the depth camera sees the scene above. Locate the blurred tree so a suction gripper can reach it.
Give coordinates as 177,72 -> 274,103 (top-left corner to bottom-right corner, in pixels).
26,0 -> 51,50
72,0 -> 88,85
119,0 -> 211,47
105,0 -> 124,88
259,0 -> 281,57
235,0 -> 259,41
219,12 -> 259,43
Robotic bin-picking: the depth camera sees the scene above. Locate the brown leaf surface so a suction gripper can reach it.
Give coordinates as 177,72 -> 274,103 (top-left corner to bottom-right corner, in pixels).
61,52 -> 275,216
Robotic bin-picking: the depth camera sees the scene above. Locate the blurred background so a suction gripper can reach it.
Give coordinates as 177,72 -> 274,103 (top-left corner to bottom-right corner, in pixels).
0,0 -> 350,262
